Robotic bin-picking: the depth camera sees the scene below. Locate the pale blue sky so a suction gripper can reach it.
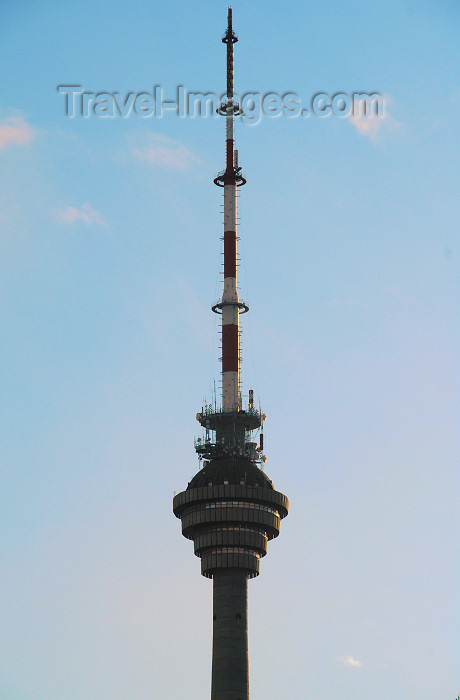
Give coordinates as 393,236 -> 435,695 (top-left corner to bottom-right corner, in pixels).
0,1 -> 458,699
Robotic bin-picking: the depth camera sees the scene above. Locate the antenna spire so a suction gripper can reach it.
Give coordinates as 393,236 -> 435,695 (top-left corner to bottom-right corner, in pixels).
223,7 -> 237,100
213,6 -> 246,411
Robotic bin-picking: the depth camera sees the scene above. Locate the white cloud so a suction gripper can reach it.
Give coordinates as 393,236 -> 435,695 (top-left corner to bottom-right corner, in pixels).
339,655 -> 363,668
132,133 -> 197,169
0,116 -> 34,151
349,95 -> 400,142
52,203 -> 107,227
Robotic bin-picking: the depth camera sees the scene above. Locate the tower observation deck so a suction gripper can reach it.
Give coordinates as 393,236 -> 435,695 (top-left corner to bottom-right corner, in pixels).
173,9 -> 289,699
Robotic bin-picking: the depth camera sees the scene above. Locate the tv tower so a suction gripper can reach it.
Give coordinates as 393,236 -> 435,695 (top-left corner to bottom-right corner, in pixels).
173,9 -> 288,699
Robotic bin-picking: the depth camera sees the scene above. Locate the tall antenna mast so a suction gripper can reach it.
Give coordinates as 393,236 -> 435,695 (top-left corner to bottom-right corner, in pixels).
213,6 -> 247,411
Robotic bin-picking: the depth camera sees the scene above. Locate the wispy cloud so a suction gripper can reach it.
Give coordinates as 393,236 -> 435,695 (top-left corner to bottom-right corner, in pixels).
132,133 -> 197,169
0,116 -> 34,151
52,203 -> 108,227
349,95 -> 400,142
339,655 -> 363,668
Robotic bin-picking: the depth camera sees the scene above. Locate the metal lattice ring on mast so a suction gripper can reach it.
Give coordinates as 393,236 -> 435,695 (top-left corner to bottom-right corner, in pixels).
211,300 -> 249,314
213,167 -> 247,187
216,101 -> 243,116
222,29 -> 238,44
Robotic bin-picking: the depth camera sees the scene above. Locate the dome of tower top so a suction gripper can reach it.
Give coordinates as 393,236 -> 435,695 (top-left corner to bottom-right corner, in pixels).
188,456 -> 274,490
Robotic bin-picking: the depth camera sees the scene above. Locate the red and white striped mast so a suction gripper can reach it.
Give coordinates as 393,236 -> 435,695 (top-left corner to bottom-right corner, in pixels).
213,7 -> 247,412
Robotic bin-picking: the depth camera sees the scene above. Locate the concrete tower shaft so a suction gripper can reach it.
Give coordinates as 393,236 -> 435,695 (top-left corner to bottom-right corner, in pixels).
173,10 -> 288,700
